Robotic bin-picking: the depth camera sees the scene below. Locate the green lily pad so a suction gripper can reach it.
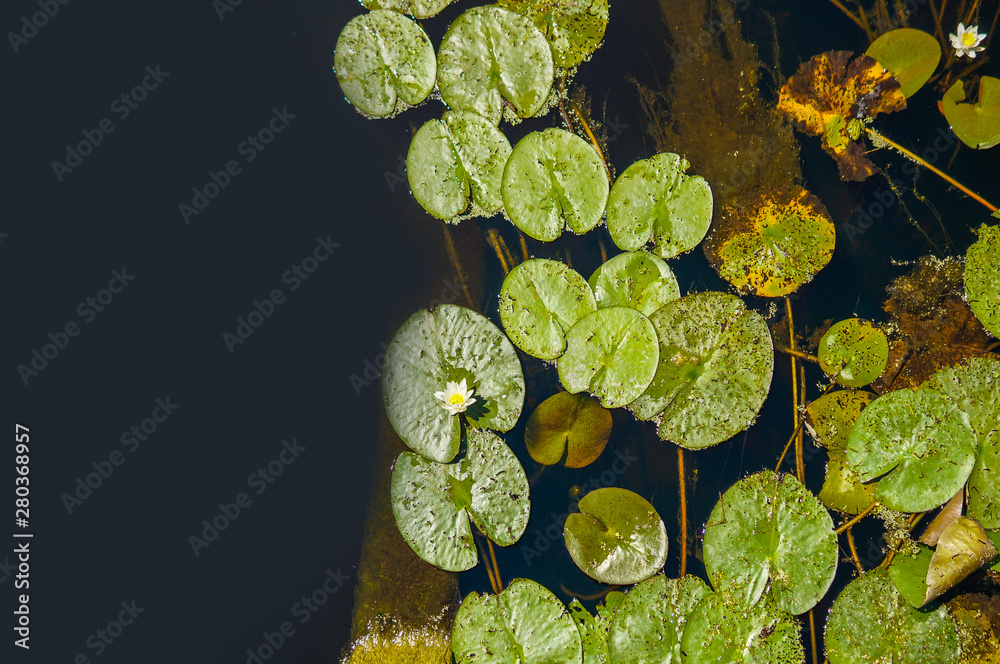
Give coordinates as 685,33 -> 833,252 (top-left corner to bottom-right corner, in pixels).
630,292 -> 773,450
965,223 -> 1000,338
381,304 -> 525,463
865,29 -> 941,98
606,574 -> 710,664
406,111 -> 512,221
569,598 -> 613,664
334,11 -> 437,118
390,429 -> 530,572
888,543 -> 936,608
704,186 -> 836,297
588,251 -> 680,316
818,457 -> 877,515
845,384 -> 977,513
524,392 -> 613,468
942,76 -> 1000,150
925,357 -> 1000,529
498,258 -> 597,360
817,318 -> 889,388
606,153 -> 713,260
437,6 -> 554,125
497,0 -> 609,68
557,307 -> 659,408
805,389 -> 876,455
703,471 -> 838,615
680,592 -> 804,664
452,578 -> 583,663
502,128 -> 610,241
825,569 -> 961,664
564,487 -> 668,585
360,0 -> 456,19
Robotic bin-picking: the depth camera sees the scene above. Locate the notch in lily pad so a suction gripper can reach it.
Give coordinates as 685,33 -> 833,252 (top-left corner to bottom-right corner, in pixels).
606,153 -> 713,259
805,390 -> 878,514
564,487 -> 668,585
391,428 -> 530,572
497,0 -> 609,68
588,250 -> 680,316
524,392 -> 612,468
381,304 -> 525,463
818,318 -> 889,387
941,76 -> 1000,150
407,111 -> 512,222
452,578 -> 583,663
502,128 -> 610,241
334,11 -> 437,118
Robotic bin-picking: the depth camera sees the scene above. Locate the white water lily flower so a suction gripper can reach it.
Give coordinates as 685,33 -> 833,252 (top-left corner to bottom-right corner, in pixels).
950,23 -> 987,58
434,378 -> 477,415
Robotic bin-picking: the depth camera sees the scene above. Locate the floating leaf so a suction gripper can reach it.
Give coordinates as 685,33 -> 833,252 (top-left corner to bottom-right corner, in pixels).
818,457 -> 876,515
865,29 -> 941,98
587,251 -> 680,316
920,491 -> 965,547
703,471 -> 838,615
817,318 -> 889,387
381,304 -> 525,463
360,0 -> 456,19
406,111 -> 512,221
525,392 -> 613,468
564,487 -> 668,585
926,517 -> 998,603
680,593 -> 804,664
888,543 -> 936,608
390,429 -> 530,571
498,258 -> 597,360
452,578 -> 583,663
334,11 -> 437,118
778,51 -> 906,180
558,307 -> 659,408
942,76 -> 1000,150
437,6 -> 554,125
631,292 -> 773,450
965,223 -> 1000,338
947,593 -> 1000,663
606,153 -> 713,259
703,186 -> 836,297
846,384 -> 977,512
805,389 -> 876,454
502,128 -> 609,241
606,574 -> 710,664
825,569 -> 961,664
568,599 -> 612,664
497,0 -> 609,68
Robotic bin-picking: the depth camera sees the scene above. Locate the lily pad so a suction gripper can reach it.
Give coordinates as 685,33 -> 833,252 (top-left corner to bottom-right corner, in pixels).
605,153 -> 713,259
819,457 -> 877,515
965,223 -> 1000,338
927,517 -> 997,603
805,389 -> 876,455
588,251 -> 680,316
680,592 -> 805,664
888,543 -> 937,608
703,471 -> 838,615
568,599 -> 612,664
942,76 -> 1000,150
498,258 -> 597,360
630,291 -> 773,450
606,574 -> 710,664
502,128 -> 609,241
865,29 -> 941,98
381,304 -> 525,463
406,111 -> 512,221
524,392 -> 613,468
390,429 -> 530,571
825,569 -> 961,664
557,307 -> 659,409
360,0 -> 456,19
497,0 -> 609,68
452,578 -> 583,663
334,11 -> 437,118
817,318 -> 889,388
564,487 -> 668,585
437,6 -> 554,125
703,186 -> 836,297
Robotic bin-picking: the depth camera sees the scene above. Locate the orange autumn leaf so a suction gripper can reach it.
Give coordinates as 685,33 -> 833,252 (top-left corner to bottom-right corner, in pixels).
778,51 -> 906,181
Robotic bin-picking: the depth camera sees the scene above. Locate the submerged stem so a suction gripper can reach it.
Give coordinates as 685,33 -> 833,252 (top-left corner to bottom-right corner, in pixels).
678,446 -> 688,577
846,527 -> 864,572
835,500 -> 879,534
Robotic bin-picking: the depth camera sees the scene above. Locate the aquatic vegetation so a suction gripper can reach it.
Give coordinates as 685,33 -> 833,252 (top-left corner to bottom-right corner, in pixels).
942,76 -> 1000,149
606,574 -> 709,663
965,223 -> 1000,340
497,0 -> 609,68
681,592 -> 804,663
805,390 -> 878,515
524,392 -> 612,468
360,0 -> 457,19
434,378 -> 477,416
587,250 -> 680,316
817,318 -> 889,388
950,22 -> 988,59
865,28 -> 941,97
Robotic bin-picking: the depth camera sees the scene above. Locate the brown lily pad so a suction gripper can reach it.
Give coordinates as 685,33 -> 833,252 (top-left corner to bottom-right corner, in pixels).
778,50 -> 906,181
